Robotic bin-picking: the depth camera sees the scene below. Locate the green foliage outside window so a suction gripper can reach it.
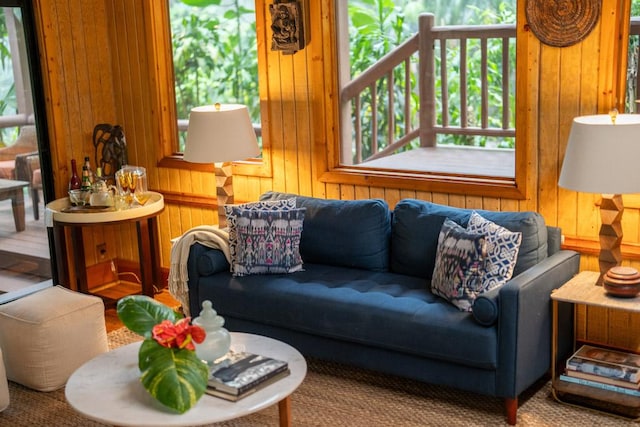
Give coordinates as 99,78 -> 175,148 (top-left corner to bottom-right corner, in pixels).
168,0 -> 640,158
347,0 -> 517,160
171,0 -> 259,151
0,10 -> 17,145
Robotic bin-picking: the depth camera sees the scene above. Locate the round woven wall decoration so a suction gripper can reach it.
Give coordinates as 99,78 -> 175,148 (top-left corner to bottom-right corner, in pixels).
525,0 -> 601,47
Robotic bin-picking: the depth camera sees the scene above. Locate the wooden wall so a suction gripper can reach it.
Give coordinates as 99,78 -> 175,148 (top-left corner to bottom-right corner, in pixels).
32,0 -> 639,348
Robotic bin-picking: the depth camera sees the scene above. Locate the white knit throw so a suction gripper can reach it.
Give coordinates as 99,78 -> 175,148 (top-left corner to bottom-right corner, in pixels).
168,225 -> 231,316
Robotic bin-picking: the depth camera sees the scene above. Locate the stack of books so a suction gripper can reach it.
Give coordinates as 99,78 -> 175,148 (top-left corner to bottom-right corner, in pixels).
560,344 -> 640,397
205,350 -> 290,401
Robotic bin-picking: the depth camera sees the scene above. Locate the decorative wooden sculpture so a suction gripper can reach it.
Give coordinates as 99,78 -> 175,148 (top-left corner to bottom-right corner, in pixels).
269,0 -> 306,54
93,123 -> 128,183
525,0 -> 601,47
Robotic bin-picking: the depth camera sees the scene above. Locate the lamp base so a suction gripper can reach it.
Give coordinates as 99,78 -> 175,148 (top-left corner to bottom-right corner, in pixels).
603,266 -> 640,298
215,162 -> 233,229
597,194 -> 623,285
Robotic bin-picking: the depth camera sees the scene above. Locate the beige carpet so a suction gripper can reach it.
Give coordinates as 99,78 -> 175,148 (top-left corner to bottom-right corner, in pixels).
1,328 -> 635,426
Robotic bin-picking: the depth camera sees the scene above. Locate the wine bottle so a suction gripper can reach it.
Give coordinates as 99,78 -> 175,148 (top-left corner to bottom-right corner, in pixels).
69,159 -> 81,190
83,156 -> 94,184
81,165 -> 92,190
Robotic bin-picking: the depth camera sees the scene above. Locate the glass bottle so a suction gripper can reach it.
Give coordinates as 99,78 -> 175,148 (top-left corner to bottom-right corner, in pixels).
68,159 -> 81,190
81,165 -> 91,190
83,156 -> 94,184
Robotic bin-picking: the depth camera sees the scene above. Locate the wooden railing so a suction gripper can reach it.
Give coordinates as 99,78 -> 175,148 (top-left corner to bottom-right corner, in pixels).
629,17 -> 640,112
340,13 -> 516,165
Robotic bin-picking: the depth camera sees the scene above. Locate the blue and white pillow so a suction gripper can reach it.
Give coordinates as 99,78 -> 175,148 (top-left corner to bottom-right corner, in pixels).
431,219 -> 487,311
225,199 -> 296,273
467,211 -> 522,292
232,208 -> 306,276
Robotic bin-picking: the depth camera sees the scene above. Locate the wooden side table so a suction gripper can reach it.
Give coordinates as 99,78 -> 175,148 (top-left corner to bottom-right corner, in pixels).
0,178 -> 29,231
551,270 -> 640,419
46,192 -> 165,301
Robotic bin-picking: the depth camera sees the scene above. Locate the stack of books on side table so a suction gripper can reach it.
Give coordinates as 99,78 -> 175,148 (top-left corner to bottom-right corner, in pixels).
205,351 -> 290,401
560,344 -> 640,397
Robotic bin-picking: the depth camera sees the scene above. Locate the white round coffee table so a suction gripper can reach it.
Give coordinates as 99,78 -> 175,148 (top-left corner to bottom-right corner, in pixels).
65,332 -> 307,426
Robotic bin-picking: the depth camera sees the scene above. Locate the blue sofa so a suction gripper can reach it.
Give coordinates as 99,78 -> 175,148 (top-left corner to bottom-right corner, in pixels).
186,192 -> 580,424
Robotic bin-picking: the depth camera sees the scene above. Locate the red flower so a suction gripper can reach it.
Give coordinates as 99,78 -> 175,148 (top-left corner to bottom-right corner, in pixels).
152,317 -> 206,350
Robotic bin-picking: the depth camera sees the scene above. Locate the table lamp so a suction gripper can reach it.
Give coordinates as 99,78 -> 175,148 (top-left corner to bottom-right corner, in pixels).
558,113 -> 640,285
184,104 -> 260,228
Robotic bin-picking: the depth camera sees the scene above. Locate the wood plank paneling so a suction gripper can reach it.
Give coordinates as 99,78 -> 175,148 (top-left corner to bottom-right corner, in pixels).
33,0 -> 637,346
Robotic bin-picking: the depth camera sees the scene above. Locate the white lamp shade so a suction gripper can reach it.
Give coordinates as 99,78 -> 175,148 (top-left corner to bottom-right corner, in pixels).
184,104 -> 260,163
558,114 -> 640,194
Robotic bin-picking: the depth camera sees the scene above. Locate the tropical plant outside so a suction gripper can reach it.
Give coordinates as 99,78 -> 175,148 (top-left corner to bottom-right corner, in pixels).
0,8 -> 17,145
628,1 -> 640,113
171,0 -> 258,150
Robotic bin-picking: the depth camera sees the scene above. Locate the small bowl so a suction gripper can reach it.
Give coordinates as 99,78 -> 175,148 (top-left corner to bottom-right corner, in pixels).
69,189 -> 91,206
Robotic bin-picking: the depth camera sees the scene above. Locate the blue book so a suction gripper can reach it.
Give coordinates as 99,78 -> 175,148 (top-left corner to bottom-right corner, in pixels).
559,374 -> 640,397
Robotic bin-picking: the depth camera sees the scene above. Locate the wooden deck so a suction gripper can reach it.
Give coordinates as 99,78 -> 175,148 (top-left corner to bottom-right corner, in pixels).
0,190 -> 50,288
360,145 -> 515,178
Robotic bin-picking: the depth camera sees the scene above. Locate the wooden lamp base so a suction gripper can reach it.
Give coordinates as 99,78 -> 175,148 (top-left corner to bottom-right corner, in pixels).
215,161 -> 233,229
597,194 -> 623,285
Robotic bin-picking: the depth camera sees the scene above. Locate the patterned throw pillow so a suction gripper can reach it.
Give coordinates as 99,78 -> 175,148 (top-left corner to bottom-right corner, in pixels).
233,208 -> 306,276
225,199 -> 296,273
466,211 -> 522,292
431,219 -> 487,312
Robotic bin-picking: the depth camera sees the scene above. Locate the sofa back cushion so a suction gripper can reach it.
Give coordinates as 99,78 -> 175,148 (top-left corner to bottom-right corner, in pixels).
391,199 -> 548,278
259,192 -> 391,271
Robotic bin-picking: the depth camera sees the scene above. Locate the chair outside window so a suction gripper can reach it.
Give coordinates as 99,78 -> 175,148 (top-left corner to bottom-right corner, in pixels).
14,151 -> 42,220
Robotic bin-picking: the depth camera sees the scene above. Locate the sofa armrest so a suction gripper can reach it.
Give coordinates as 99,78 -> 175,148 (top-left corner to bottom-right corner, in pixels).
494,249 -> 580,398
186,243 -> 230,315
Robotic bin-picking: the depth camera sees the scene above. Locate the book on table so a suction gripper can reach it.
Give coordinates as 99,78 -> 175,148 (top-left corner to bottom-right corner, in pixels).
568,345 -> 640,372
205,350 -> 289,401
559,374 -> 640,397
565,369 -> 640,390
566,355 -> 640,383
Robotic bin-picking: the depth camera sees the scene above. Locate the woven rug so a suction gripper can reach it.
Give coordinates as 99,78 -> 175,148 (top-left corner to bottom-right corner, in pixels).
1,328 -> 634,426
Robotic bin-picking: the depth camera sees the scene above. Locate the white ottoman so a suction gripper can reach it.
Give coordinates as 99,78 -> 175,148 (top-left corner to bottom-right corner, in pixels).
0,286 -> 108,391
0,347 -> 8,411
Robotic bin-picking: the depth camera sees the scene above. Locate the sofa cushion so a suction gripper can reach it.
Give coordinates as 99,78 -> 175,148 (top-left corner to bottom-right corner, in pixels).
259,192 -> 391,271
225,198 -> 297,274
232,208 -> 306,276
431,219 -> 488,311
392,199 -> 547,277
391,203 -> 446,279
196,263 -> 499,369
467,211 -> 522,291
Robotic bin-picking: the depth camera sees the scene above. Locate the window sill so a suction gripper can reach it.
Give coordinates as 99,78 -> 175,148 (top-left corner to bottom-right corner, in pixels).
320,167 -> 526,199
157,155 -> 271,178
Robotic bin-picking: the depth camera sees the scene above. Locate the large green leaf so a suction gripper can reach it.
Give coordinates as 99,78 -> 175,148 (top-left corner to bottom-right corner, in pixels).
116,295 -> 181,338
138,339 -> 209,414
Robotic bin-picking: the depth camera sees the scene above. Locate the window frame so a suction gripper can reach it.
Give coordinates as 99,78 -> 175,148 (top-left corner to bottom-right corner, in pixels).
324,2 -> 529,200
148,1 -> 271,179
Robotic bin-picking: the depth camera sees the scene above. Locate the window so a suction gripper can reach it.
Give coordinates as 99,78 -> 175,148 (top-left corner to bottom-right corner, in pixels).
627,1 -> 640,113
332,1 -> 523,198
168,0 -> 260,152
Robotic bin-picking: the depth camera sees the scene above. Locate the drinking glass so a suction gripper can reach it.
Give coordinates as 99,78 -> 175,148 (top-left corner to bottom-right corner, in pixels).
115,166 -> 147,208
